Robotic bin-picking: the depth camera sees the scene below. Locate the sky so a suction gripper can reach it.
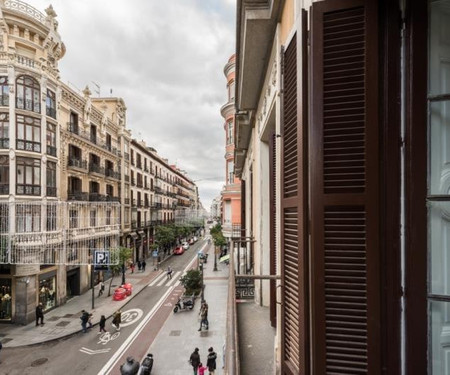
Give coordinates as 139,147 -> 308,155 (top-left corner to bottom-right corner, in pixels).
28,0 -> 236,211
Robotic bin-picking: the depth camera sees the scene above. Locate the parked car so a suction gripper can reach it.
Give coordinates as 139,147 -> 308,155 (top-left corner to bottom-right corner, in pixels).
189,238 -> 195,245
174,246 -> 185,255
121,283 -> 133,296
193,236 -> 198,242
182,242 -> 190,250
113,287 -> 127,301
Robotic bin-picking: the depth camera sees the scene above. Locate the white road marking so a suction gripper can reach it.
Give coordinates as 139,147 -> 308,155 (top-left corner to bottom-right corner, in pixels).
148,271 -> 165,287
157,275 -> 169,287
120,308 -> 144,327
80,347 -> 111,355
166,271 -> 181,286
97,286 -> 174,375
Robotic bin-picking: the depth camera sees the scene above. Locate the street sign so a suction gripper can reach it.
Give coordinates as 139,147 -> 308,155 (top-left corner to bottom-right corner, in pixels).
94,250 -> 109,270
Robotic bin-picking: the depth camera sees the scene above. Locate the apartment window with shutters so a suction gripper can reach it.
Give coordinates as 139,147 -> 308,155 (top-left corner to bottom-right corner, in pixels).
227,160 -> 234,184
46,161 -> 56,197
0,156 -> 9,195
69,209 -> 78,229
16,114 -> 41,152
46,89 -> 56,118
0,113 -> 9,149
16,157 -> 40,195
16,204 -> 40,232
227,121 -> 233,144
427,0 -> 450,372
0,77 -> 9,106
46,204 -> 57,231
46,122 -> 57,156
16,75 -> 40,113
90,210 -> 97,227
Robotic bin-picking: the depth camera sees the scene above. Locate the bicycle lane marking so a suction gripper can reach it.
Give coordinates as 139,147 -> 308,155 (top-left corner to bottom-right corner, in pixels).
105,284 -> 185,375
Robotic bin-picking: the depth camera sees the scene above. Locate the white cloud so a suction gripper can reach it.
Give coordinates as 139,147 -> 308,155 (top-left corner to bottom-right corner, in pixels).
28,0 -> 235,210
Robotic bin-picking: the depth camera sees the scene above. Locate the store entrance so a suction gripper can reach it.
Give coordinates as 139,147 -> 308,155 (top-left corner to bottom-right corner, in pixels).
66,269 -> 80,299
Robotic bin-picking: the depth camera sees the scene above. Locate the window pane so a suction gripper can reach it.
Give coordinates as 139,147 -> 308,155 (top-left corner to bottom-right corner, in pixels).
429,100 -> 450,194
429,201 -> 450,295
429,1 -> 450,96
429,300 -> 450,374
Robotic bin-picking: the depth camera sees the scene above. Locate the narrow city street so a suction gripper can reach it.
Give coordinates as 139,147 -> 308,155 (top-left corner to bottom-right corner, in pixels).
0,240 -> 207,374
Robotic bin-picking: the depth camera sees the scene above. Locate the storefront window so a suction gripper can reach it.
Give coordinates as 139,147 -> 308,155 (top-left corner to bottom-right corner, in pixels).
0,278 -> 11,320
39,276 -> 56,311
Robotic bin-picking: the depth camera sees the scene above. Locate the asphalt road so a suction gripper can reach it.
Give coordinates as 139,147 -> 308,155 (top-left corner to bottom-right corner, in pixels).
0,240 -> 206,375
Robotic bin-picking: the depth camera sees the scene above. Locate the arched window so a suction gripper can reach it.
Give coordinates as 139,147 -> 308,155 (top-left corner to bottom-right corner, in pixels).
16,75 -> 40,113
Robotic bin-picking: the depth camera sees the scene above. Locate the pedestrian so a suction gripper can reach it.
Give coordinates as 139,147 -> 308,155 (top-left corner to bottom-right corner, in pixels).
130,263 -> 135,274
189,347 -> 201,375
142,259 -> 147,271
35,302 -> 44,326
80,309 -> 89,333
167,266 -> 173,280
198,301 -> 209,331
198,362 -> 208,375
137,260 -> 142,271
207,347 -> 217,374
140,353 -> 153,375
120,356 -> 140,375
99,314 -> 107,333
98,281 -> 105,297
112,309 -> 122,331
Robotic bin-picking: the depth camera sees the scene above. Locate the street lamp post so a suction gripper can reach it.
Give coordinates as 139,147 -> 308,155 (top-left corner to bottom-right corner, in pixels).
213,245 -> 218,272
121,262 -> 126,285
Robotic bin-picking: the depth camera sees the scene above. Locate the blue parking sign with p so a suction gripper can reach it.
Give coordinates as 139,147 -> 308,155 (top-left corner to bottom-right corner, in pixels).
94,250 -> 109,270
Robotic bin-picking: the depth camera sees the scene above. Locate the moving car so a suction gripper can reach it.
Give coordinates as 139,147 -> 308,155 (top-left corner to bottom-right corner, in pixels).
182,242 -> 190,250
174,246 -> 185,255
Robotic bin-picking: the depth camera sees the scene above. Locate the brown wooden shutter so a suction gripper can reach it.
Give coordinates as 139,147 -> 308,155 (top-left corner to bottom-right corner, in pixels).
310,0 -> 380,373
280,10 -> 308,374
269,132 -> 277,327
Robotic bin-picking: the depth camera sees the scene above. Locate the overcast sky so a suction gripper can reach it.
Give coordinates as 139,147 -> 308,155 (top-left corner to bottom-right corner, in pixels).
29,0 -> 236,211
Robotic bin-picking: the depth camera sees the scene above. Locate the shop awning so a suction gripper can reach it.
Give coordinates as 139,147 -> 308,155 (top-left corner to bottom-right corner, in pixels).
128,232 -> 139,240
137,230 -> 145,237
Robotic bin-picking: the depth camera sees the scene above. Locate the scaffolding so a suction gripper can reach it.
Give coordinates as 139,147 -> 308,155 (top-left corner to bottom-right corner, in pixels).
0,201 -> 120,265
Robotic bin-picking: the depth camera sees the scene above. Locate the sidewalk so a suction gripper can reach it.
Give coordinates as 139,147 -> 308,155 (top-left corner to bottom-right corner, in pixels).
142,255 -> 229,375
0,255 -> 172,348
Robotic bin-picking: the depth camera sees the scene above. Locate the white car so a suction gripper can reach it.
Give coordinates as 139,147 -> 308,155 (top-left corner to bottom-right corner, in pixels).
182,242 -> 190,250
193,236 -> 198,242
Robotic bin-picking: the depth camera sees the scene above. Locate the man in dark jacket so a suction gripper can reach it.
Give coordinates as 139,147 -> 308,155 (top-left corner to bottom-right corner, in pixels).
35,303 -> 44,326
189,347 -> 200,374
140,353 -> 153,375
80,310 -> 89,333
207,347 -> 217,374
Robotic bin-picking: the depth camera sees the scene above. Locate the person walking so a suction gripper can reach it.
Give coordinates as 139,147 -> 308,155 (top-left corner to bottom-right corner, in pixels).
80,310 -> 89,333
98,281 -> 105,297
166,266 -> 173,280
35,302 -> 44,326
99,315 -> 107,333
140,353 -> 153,375
120,356 -> 140,375
189,348 -> 201,375
130,263 -> 135,274
142,260 -> 147,272
137,260 -> 142,271
198,301 -> 209,331
206,347 -> 217,374
112,309 -> 122,331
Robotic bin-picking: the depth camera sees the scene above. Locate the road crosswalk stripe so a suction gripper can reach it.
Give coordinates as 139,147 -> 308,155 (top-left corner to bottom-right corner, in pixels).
148,271 -> 165,287
166,271 -> 181,286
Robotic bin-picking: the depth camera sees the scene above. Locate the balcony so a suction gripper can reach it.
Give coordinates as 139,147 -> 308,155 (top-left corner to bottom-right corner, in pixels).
68,158 -> 88,170
68,191 -> 89,201
67,123 -> 120,156
16,139 -> 40,153
0,138 -> 9,149
0,184 -> 9,194
131,177 -> 136,186
46,107 -> 56,119
105,169 -> 120,180
106,196 -> 120,202
124,198 -> 130,205
46,186 -> 57,197
88,193 -> 107,201
124,175 -> 130,182
16,184 -> 40,196
89,163 -> 105,176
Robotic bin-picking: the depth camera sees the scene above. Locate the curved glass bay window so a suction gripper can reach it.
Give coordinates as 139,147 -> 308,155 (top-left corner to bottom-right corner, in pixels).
46,89 -> 56,119
16,76 -> 40,113
0,77 -> 9,107
0,156 -> 9,195
428,0 -> 450,372
46,161 -> 56,197
0,113 -> 9,149
16,158 -> 40,196
16,115 -> 41,152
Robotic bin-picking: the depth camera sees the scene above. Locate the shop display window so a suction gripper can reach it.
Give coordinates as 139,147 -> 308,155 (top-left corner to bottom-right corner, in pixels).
39,276 -> 56,311
0,278 -> 12,320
